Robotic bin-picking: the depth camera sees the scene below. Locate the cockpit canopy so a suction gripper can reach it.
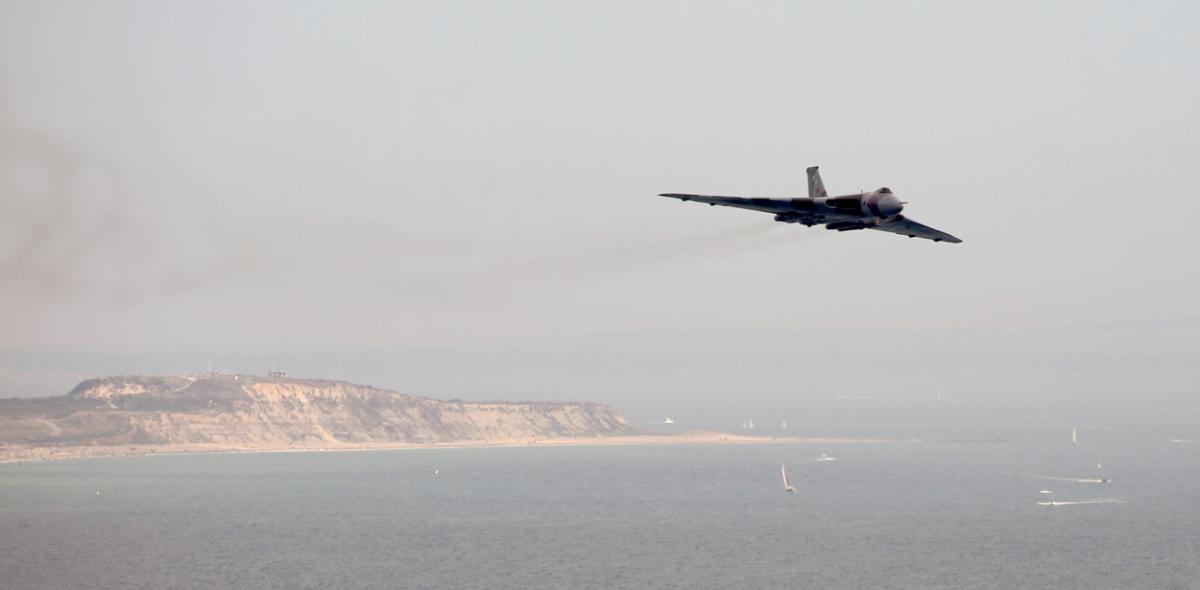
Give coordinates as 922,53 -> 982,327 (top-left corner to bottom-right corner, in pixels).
877,187 -> 892,194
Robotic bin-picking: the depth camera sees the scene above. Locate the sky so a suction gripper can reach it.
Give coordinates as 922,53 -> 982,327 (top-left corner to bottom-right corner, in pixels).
1,1 -> 1197,431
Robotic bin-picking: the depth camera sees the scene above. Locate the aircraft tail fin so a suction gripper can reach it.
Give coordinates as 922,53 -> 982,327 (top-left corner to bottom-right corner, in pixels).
806,166 -> 827,198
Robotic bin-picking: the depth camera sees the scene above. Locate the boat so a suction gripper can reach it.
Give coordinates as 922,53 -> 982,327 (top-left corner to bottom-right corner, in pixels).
1071,427 -> 1078,445
781,464 -> 795,492
816,453 -> 837,462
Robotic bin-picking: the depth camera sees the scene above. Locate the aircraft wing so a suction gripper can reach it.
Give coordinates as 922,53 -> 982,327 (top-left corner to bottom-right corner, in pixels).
659,193 -> 791,214
870,215 -> 962,243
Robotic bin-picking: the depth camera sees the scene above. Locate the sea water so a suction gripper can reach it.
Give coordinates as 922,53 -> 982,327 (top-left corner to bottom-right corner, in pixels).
2,437 -> 1198,589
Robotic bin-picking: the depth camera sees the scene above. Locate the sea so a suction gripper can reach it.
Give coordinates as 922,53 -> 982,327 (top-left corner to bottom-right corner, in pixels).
2,435 -> 1198,590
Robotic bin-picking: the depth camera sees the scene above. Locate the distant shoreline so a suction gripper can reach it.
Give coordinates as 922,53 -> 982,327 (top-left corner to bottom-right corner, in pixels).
0,432 -> 896,464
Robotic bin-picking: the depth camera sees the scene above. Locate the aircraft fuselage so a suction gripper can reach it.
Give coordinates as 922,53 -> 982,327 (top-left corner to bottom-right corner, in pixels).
766,189 -> 904,229
659,165 -> 961,243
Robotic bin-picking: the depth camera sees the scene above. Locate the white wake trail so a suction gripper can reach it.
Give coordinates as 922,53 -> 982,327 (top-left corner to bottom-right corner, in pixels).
1028,474 -> 1111,484
1037,499 -> 1126,506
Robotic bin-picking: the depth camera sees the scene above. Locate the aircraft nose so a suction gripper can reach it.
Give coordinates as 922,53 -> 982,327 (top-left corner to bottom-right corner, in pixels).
878,194 -> 903,217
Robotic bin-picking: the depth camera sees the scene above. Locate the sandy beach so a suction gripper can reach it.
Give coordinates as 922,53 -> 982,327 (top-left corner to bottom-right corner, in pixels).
0,432 -> 895,464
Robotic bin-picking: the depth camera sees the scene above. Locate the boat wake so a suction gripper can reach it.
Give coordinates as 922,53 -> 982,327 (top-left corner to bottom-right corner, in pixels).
1037,499 -> 1126,506
1030,474 -> 1111,484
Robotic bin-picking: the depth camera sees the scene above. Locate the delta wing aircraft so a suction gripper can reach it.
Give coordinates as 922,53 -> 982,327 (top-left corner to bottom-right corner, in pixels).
660,166 -> 962,243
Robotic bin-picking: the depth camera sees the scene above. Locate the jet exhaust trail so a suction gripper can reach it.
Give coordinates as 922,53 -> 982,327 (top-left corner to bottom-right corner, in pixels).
395,221 -> 817,299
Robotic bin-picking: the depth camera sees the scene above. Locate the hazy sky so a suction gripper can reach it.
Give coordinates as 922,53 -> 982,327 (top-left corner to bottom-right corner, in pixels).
1,1 -> 1198,421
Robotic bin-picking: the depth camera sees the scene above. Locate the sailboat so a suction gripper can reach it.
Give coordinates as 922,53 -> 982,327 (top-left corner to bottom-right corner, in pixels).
1071,427 -> 1078,445
780,420 -> 788,431
781,464 -> 796,492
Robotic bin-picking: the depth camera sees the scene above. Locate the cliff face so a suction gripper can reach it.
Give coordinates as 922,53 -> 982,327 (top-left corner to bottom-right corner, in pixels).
0,375 -> 636,448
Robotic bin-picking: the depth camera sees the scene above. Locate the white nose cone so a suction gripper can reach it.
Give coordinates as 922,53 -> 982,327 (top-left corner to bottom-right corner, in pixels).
878,193 -> 904,217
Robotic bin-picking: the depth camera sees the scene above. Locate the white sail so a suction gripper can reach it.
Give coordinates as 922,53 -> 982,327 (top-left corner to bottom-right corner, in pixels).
781,464 -> 795,492
1072,427 -> 1078,445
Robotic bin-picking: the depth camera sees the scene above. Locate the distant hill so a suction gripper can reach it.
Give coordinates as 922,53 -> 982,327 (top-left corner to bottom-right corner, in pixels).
0,374 -> 637,451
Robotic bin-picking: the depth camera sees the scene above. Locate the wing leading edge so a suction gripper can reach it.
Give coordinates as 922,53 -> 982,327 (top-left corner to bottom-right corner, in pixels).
658,193 -> 792,214
869,215 -> 962,243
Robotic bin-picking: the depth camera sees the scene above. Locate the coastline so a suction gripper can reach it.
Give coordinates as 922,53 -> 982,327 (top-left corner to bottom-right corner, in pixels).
0,432 -> 896,464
